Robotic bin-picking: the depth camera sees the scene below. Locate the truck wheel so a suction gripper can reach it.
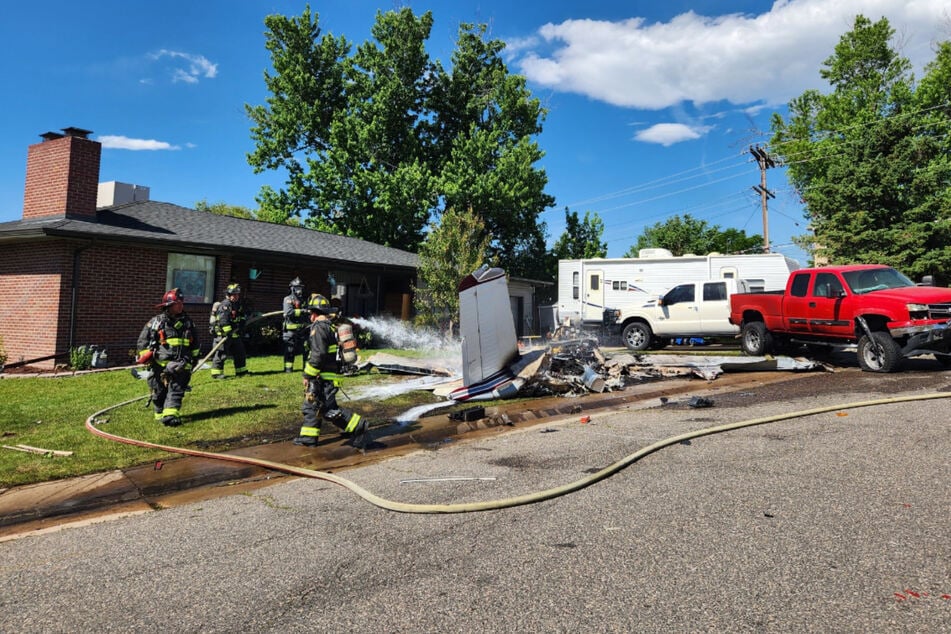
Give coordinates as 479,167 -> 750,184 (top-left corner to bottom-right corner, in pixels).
857,331 -> 901,373
740,322 -> 772,356
622,322 -> 653,351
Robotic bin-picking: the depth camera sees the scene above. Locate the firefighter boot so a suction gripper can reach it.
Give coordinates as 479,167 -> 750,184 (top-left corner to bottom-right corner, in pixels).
162,415 -> 182,427
350,418 -> 370,449
293,423 -> 320,447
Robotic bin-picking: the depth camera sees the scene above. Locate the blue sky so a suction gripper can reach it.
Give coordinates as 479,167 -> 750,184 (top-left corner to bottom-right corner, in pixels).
1,1 -> 947,263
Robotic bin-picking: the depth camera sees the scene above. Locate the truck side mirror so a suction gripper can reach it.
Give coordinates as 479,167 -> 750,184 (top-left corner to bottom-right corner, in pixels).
918,275 -> 934,286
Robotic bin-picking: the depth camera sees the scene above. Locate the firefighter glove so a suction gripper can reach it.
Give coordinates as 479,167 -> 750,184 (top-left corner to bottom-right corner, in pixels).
165,360 -> 187,376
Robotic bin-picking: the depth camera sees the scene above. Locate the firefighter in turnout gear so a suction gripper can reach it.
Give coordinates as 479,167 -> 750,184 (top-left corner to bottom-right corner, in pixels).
294,293 -> 368,448
210,283 -> 248,379
282,277 -> 309,372
136,288 -> 200,427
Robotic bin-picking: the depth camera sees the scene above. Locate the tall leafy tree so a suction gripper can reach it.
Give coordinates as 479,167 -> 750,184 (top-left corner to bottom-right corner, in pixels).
195,199 -> 255,220
414,207 -> 491,338
625,214 -> 763,257
433,22 -> 554,275
769,15 -> 951,283
552,208 -> 608,259
246,7 -> 555,276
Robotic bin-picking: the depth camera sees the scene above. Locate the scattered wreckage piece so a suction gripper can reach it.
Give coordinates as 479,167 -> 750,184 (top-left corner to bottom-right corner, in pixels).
359,352 -> 457,376
627,354 -> 829,378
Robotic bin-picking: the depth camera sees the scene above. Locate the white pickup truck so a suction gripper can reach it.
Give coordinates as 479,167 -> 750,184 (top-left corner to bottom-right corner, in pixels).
611,278 -> 756,351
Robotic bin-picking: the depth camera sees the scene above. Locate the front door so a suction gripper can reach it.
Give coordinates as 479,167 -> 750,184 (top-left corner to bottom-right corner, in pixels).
655,283 -> 700,335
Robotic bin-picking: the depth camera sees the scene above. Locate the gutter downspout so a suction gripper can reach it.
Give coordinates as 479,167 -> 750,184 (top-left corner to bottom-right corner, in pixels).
68,242 -> 92,351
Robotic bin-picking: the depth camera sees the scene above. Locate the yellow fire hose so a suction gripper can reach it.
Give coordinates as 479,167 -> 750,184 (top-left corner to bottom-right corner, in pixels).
86,381 -> 951,514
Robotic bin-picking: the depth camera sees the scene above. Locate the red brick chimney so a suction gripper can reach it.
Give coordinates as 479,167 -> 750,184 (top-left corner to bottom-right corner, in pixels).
22,127 -> 101,221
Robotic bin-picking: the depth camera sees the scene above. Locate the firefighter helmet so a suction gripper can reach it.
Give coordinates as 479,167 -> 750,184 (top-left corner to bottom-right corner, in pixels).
156,288 -> 184,310
226,283 -> 241,296
289,277 -> 304,296
307,293 -> 331,314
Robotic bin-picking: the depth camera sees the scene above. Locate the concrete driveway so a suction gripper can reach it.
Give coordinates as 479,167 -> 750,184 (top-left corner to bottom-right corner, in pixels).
0,367 -> 949,632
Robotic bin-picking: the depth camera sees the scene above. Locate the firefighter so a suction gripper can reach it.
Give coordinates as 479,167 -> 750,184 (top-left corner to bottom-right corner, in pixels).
136,288 -> 200,427
281,277 -> 309,372
294,293 -> 368,447
210,283 -> 248,379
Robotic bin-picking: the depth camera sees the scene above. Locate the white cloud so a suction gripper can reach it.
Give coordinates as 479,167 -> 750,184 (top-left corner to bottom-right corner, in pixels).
149,49 -> 218,84
516,0 -> 950,109
97,135 -> 181,151
635,123 -> 713,146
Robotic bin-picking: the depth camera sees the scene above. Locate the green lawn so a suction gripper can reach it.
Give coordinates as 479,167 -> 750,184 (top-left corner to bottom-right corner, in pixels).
0,353 -> 449,489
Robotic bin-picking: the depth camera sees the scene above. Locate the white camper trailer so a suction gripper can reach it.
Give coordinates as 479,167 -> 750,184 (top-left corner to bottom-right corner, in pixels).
555,249 -> 800,349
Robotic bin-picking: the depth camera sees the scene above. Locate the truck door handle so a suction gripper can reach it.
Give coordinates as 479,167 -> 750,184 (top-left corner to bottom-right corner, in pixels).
809,302 -> 816,307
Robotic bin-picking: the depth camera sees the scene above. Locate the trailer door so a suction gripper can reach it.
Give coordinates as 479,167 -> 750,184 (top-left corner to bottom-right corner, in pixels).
583,270 -> 605,321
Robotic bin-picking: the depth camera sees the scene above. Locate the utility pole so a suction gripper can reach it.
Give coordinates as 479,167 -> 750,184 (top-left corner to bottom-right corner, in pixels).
749,145 -> 775,252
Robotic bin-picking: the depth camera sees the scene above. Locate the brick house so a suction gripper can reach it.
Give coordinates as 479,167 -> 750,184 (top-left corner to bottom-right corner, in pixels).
0,127 -> 418,369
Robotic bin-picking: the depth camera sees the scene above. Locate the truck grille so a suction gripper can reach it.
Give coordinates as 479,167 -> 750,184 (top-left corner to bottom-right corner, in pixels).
928,303 -> 951,319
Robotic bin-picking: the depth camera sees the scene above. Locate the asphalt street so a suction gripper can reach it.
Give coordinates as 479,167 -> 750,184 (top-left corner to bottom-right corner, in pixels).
1,367 -> 949,632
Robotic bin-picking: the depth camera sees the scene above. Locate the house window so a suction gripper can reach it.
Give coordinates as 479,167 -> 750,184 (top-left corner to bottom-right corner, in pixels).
572,272 -> 579,300
167,253 -> 215,303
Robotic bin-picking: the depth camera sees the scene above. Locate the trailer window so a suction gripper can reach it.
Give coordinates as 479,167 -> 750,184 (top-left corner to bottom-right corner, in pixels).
589,275 -> 599,291
572,272 -> 579,300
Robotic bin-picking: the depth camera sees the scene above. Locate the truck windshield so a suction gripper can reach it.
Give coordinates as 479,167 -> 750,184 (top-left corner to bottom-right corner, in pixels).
842,268 -> 915,294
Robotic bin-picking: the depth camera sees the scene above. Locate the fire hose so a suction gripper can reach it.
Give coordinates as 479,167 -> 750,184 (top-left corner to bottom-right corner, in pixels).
85,387 -> 951,514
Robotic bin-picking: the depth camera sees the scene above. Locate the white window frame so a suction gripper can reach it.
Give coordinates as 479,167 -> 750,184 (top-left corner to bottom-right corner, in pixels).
167,253 -> 216,303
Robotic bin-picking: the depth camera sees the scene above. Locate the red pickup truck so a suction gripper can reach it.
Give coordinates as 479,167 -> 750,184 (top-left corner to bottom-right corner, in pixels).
729,264 -> 951,372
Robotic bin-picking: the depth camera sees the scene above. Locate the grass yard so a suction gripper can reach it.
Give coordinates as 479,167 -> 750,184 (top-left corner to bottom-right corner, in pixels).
0,353 -> 450,489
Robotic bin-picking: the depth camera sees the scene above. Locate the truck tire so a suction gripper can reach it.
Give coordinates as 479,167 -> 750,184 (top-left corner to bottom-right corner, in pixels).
857,331 -> 901,372
622,322 -> 653,351
740,321 -> 772,356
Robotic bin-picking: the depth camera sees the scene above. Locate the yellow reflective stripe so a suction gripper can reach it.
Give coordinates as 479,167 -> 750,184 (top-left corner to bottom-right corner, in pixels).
321,372 -> 342,381
161,407 -> 180,416
328,345 -> 338,353
295,309 -> 305,316
344,413 -> 362,434
304,363 -> 320,377
286,324 -> 301,330
165,337 -> 187,346
138,348 -> 151,357
298,426 -> 319,438
222,325 -> 233,334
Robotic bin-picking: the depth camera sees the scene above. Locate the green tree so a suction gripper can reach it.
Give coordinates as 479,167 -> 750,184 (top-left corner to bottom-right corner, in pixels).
414,207 -> 491,338
195,199 -> 255,220
433,22 -> 554,275
769,15 -> 951,283
552,208 -> 607,259
246,7 -> 554,276
625,214 -> 763,257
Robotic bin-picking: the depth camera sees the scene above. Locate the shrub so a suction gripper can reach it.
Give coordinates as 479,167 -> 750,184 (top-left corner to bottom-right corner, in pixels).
69,345 -> 94,371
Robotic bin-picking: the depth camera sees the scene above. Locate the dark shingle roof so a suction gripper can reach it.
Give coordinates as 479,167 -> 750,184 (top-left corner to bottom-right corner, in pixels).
0,201 -> 418,270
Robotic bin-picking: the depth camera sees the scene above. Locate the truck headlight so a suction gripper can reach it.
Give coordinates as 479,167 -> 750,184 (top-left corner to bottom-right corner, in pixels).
907,303 -> 928,319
